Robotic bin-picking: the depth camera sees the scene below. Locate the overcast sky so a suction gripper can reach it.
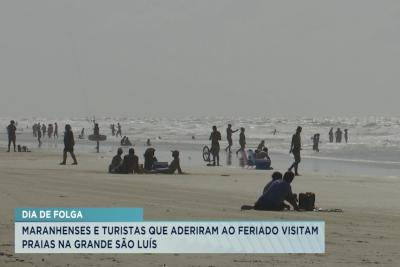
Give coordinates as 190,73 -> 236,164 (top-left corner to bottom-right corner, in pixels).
0,0 -> 399,118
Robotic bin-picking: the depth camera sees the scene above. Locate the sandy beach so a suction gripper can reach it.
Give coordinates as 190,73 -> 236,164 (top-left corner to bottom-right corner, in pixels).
0,148 -> 399,266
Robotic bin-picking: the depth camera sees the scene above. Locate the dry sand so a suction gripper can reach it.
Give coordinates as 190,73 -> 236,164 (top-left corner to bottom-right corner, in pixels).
0,148 -> 399,266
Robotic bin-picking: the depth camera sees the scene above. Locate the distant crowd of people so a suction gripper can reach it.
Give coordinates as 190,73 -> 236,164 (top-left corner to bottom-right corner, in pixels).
329,128 -> 349,143
108,147 -> 183,175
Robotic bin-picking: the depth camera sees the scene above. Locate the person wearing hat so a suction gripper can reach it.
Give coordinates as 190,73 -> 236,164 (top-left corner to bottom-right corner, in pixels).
109,148 -> 123,173
60,124 -> 78,165
7,120 -> 17,152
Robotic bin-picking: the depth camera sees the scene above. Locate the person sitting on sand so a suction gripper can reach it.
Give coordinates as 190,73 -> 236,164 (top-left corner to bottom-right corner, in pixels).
262,171 -> 282,194
60,124 -> 78,165
257,140 -> 265,151
144,147 -> 157,171
118,148 -> 139,174
254,171 -> 298,211
109,148 -> 123,173
155,150 -> 183,174
256,147 -> 271,161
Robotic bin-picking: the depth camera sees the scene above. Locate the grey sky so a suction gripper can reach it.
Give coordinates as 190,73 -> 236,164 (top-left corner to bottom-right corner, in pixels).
0,0 -> 399,118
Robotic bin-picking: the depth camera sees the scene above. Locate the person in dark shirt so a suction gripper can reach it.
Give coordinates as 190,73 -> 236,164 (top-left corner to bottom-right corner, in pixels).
225,124 -> 238,153
236,127 -> 246,155
60,124 -> 77,165
254,171 -> 298,211
119,148 -> 139,174
209,126 -> 221,166
288,126 -> 302,176
109,148 -> 123,173
7,120 -> 17,152
262,171 -> 282,194
329,128 -> 333,143
344,129 -> 348,143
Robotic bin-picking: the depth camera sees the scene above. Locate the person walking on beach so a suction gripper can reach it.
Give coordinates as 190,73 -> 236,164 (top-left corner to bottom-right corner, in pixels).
335,128 -> 342,143
288,126 -> 302,176
344,129 -> 348,143
54,122 -> 58,138
7,120 -> 17,152
225,124 -> 238,153
60,124 -> 77,165
236,127 -> 246,155
116,123 -> 122,137
37,123 -> 42,147
209,126 -> 222,166
329,128 -> 334,143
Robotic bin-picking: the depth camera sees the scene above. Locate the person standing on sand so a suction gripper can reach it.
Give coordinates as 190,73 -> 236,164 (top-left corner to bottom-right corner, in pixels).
116,123 -> 122,137
288,126 -> 302,176
41,123 -> 47,137
94,123 -> 100,153
209,126 -> 222,166
225,124 -> 238,153
37,123 -> 42,147
60,124 -> 77,165
7,120 -> 17,152
335,128 -> 342,143
236,127 -> 246,155
344,129 -> 348,143
329,128 -> 334,143
54,122 -> 58,138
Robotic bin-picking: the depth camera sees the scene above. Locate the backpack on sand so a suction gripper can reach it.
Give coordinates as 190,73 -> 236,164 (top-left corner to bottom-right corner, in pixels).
299,192 -> 316,211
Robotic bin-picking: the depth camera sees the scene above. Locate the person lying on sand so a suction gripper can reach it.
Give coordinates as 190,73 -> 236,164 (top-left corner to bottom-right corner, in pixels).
153,150 -> 183,174
109,148 -> 123,173
254,171 -> 298,211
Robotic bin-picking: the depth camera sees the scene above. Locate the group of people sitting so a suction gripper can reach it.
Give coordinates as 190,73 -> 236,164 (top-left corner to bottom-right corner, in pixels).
108,147 -> 183,175
252,171 -> 299,211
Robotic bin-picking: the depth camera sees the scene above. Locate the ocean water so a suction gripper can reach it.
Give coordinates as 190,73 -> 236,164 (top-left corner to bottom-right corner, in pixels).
1,116 -> 400,177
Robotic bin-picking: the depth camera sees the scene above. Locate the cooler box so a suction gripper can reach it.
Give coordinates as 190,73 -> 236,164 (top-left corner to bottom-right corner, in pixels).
153,162 -> 169,170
